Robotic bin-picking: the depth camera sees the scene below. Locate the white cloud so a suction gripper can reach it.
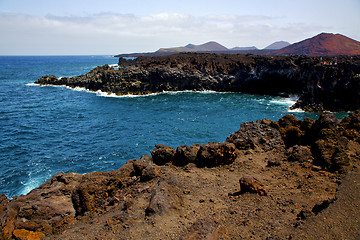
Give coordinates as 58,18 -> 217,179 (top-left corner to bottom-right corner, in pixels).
0,11 -> 352,55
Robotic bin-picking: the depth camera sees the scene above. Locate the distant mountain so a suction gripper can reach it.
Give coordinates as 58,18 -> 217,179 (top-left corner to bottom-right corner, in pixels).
115,33 -> 360,58
156,41 -> 228,53
275,33 -> 360,55
230,46 -> 258,51
264,41 -> 290,50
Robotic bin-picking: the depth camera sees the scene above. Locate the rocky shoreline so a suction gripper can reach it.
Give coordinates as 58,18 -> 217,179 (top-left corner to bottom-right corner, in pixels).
36,53 -> 360,112
1,111 -> 360,239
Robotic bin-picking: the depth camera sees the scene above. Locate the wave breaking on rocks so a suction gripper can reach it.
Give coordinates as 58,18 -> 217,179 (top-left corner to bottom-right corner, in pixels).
35,53 -> 360,112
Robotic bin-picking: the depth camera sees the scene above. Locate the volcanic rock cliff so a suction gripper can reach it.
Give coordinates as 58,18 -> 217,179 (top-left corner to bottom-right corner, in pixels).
36,53 -> 360,112
1,111 -> 360,239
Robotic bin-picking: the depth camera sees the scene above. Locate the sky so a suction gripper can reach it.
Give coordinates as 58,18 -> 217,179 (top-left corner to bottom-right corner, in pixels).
0,0 -> 359,55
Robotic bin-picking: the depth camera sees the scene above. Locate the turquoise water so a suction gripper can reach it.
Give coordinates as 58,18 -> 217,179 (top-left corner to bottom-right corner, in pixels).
0,56 -> 340,198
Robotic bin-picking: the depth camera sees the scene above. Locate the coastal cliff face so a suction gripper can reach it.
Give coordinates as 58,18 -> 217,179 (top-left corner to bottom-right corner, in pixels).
36,53 -> 360,112
1,111 -> 360,239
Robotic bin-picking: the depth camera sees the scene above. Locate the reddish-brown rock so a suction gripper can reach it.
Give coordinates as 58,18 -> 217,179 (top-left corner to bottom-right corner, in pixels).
196,142 -> 237,167
239,177 -> 268,196
151,144 -> 176,165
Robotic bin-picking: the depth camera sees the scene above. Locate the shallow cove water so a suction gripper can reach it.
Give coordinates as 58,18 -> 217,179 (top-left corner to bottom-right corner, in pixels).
0,56 -> 347,198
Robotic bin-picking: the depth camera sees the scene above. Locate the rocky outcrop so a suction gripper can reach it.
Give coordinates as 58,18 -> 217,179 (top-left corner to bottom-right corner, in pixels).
226,119 -> 285,152
196,142 -> 237,168
150,144 -> 176,166
36,53 -> 360,112
1,112 -> 360,239
151,142 -> 237,168
290,56 -> 360,112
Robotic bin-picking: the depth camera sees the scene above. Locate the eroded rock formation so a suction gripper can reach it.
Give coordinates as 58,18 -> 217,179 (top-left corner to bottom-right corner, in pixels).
36,53 -> 360,112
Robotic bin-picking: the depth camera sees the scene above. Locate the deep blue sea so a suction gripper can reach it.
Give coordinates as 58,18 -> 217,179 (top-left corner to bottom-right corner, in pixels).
0,56 -> 347,198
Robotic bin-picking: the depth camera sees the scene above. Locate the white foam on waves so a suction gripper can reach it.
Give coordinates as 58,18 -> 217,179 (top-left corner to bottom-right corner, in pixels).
270,97 -> 297,106
269,96 -> 305,112
25,83 -> 38,86
108,64 -> 119,68
18,174 -> 46,196
68,86 -> 89,92
26,82 -> 67,88
288,108 -> 305,113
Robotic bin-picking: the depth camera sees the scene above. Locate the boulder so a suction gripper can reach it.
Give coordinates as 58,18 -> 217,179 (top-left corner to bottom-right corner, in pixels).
239,177 -> 268,196
12,229 -> 45,240
196,142 -> 237,168
227,119 -> 284,152
287,145 -> 314,163
310,112 -> 338,138
276,115 -> 314,147
308,112 -> 352,172
331,137 -> 351,173
71,171 -> 124,216
173,144 -> 201,166
132,156 -> 160,182
151,144 -> 176,166
267,158 -> 282,167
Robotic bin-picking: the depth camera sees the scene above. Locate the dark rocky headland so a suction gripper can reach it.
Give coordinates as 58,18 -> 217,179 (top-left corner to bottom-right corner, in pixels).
36,53 -> 360,112
1,111 -> 360,239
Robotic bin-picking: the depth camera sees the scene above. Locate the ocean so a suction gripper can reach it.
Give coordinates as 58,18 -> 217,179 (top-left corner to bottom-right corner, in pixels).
0,55 -> 345,199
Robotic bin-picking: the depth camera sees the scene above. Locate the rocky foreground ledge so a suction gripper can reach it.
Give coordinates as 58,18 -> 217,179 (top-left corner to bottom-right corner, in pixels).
1,111 -> 360,239
36,53 -> 360,112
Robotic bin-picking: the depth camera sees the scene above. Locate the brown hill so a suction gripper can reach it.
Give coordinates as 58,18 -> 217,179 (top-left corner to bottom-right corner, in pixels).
156,41 -> 228,53
275,33 -> 360,55
264,41 -> 290,50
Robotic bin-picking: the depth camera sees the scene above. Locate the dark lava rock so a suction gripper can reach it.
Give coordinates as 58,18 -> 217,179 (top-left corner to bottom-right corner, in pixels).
339,110 -> 360,142
173,144 -> 201,166
267,158 -> 282,167
36,75 -> 61,85
151,144 -> 176,166
36,53 -> 360,112
287,145 -> 314,163
71,171 -> 124,216
276,115 -> 314,147
311,112 -> 339,136
310,113 -> 341,171
196,142 -> 237,168
290,56 -> 360,112
311,198 -> 335,214
132,155 -> 159,182
306,112 -> 354,173
227,119 -> 285,152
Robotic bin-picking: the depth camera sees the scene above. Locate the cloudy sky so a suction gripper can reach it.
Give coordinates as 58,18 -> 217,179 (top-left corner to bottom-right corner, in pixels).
0,0 -> 359,55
